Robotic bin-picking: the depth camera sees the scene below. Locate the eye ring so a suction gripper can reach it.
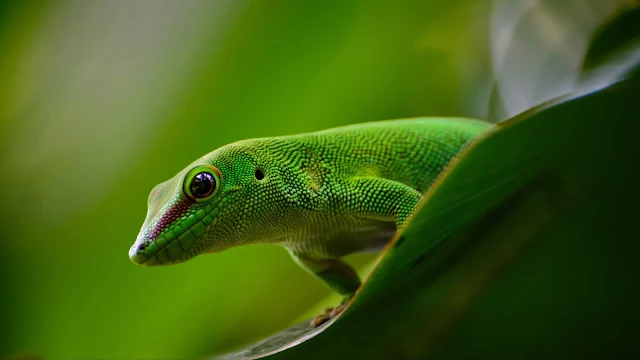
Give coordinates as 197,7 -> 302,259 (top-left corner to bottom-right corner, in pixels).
183,165 -> 221,202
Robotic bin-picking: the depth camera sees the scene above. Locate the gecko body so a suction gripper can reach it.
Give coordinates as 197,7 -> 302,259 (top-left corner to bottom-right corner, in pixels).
130,118 -> 490,321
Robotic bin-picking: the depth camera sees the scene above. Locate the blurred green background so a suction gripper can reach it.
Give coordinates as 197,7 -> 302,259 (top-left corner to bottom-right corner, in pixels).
0,0 -> 632,358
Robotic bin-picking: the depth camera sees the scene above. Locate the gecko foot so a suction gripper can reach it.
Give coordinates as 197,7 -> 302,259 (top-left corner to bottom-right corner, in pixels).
310,296 -> 352,328
310,305 -> 344,327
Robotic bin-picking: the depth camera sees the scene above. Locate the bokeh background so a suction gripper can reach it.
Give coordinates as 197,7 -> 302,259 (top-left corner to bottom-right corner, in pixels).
0,0 -> 633,358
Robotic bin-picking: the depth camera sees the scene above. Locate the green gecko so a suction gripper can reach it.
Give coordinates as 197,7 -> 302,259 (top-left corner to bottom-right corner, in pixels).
129,117 -> 491,326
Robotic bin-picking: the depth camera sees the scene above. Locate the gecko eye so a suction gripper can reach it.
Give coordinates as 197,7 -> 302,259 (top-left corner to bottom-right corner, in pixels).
255,169 -> 264,180
191,172 -> 216,198
184,166 -> 221,202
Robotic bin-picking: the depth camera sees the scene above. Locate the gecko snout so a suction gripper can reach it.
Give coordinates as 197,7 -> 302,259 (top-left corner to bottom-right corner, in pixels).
129,240 -> 162,266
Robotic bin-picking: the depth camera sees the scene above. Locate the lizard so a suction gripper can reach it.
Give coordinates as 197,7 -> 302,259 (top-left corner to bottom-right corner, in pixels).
129,117 -> 491,326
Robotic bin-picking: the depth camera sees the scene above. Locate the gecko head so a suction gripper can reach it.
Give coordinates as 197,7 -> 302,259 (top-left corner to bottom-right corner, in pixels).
129,163 -> 224,266
129,144 -> 278,266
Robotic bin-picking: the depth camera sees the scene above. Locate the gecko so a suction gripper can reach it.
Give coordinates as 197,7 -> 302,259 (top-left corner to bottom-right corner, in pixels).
129,117 -> 491,326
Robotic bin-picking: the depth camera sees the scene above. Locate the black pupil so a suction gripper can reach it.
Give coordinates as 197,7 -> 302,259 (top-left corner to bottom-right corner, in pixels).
191,172 -> 215,198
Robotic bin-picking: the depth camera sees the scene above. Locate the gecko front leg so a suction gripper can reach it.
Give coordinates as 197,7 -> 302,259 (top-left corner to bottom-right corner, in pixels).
290,177 -> 423,327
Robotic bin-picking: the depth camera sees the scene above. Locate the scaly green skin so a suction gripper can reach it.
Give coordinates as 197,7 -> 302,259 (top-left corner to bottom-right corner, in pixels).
129,118 -> 491,298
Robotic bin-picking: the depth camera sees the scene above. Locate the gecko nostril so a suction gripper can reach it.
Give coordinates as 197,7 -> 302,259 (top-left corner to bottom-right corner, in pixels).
138,243 -> 147,252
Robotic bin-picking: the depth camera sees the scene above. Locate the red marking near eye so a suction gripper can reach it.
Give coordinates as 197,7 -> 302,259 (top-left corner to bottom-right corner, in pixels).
149,198 -> 191,240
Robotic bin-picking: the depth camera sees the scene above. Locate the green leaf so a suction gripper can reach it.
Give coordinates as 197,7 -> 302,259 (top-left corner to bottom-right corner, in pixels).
214,76 -> 640,359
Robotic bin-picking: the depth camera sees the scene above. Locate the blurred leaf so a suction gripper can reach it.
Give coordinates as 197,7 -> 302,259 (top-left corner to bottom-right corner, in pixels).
485,0 -> 635,121
0,0 -> 237,226
215,76 -> 639,359
581,2 -> 639,72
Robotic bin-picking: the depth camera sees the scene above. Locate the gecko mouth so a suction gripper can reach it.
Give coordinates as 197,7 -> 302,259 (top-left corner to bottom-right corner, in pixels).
128,233 -> 191,267
130,187 -> 225,267
129,243 -> 165,266
129,205 -> 219,266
